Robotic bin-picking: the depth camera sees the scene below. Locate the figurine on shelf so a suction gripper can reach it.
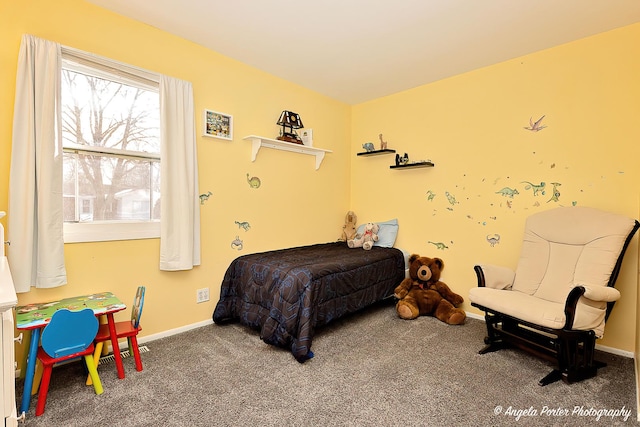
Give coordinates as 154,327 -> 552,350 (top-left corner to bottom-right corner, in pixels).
379,134 -> 388,150
362,142 -> 375,152
395,152 -> 409,166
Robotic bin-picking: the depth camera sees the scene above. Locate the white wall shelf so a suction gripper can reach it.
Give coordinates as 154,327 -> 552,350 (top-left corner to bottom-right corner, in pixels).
244,135 -> 332,170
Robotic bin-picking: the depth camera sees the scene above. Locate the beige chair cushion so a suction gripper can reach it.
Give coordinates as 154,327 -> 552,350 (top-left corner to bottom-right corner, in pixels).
477,264 -> 514,290
469,287 -> 608,336
513,207 -> 635,300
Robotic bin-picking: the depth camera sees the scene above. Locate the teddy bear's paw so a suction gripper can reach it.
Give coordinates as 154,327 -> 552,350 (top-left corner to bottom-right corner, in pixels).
394,290 -> 407,300
447,310 -> 466,325
396,303 -> 418,320
450,295 -> 464,306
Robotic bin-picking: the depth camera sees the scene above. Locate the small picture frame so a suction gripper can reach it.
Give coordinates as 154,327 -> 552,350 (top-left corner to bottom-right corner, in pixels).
203,109 -> 233,141
300,129 -> 313,147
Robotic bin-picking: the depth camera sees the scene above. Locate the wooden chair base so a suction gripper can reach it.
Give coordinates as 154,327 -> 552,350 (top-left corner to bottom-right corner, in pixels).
476,309 -> 605,386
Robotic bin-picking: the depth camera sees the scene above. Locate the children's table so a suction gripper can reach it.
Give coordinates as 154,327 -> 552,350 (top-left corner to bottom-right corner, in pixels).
16,292 -> 126,416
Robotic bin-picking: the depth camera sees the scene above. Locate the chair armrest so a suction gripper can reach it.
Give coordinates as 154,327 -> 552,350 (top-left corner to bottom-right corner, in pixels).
579,285 -> 621,303
563,285 -> 621,329
474,264 -> 515,290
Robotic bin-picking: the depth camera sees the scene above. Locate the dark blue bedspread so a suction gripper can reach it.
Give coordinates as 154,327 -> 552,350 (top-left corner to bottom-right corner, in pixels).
212,242 -> 405,362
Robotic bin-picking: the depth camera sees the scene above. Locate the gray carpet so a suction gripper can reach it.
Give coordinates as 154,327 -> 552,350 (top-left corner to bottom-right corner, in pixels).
16,300 -> 638,426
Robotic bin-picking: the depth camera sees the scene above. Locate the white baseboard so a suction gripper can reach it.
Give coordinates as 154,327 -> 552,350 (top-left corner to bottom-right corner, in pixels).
99,318 -> 214,354
464,311 -> 633,358
138,319 -> 214,345
465,311 -> 484,321
595,343 -> 634,358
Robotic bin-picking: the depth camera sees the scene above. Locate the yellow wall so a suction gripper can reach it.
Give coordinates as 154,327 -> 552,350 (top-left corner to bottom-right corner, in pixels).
351,23 -> 640,352
1,0 -> 639,369
0,0 -> 351,367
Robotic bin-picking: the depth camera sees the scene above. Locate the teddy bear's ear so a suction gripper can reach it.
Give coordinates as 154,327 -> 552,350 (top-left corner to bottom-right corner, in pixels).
408,254 -> 420,264
433,257 -> 444,270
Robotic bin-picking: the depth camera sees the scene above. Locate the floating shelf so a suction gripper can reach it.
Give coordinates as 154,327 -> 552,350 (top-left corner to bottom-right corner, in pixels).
357,149 -> 396,156
389,161 -> 435,169
244,135 -> 332,170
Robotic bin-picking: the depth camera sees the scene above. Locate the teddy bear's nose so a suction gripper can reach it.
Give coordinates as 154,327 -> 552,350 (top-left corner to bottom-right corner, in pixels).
417,266 -> 432,281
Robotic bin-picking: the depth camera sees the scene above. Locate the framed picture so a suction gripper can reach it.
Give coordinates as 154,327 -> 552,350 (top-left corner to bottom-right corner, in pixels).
203,109 -> 233,141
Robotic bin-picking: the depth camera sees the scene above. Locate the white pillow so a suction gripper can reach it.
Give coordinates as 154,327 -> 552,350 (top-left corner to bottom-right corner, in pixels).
356,219 -> 399,248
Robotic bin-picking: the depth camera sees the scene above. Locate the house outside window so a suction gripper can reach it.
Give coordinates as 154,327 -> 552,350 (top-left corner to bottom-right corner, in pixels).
60,52 -> 161,243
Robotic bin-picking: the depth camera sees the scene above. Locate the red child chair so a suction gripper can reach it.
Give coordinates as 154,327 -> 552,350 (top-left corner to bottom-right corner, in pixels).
90,286 -> 146,378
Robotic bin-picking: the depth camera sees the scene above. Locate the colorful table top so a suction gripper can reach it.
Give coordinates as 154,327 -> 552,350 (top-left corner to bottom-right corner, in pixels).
16,292 -> 126,330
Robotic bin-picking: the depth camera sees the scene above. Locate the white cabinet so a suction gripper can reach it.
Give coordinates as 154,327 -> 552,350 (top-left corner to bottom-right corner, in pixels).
0,258 -> 17,427
0,214 -> 18,426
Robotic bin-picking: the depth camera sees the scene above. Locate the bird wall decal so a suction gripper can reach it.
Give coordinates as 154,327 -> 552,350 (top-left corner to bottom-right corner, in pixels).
524,115 -> 547,132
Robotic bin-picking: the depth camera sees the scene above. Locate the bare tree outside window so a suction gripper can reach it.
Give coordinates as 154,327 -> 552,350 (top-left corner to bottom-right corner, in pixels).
61,66 -> 160,224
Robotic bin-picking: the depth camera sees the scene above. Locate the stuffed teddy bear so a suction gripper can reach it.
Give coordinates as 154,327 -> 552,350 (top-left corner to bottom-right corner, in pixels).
347,222 -> 379,250
394,254 -> 466,325
339,211 -> 358,242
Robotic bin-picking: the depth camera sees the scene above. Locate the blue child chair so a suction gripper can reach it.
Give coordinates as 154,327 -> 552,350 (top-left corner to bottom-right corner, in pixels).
35,308 -> 103,416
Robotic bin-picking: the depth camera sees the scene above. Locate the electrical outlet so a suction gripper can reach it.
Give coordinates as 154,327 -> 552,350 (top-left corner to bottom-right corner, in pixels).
196,287 -> 210,303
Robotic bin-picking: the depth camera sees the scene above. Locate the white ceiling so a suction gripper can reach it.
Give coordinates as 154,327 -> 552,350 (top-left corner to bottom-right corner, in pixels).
85,0 -> 640,105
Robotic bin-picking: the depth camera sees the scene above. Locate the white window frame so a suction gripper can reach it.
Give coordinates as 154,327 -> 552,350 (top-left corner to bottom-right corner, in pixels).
60,47 -> 161,244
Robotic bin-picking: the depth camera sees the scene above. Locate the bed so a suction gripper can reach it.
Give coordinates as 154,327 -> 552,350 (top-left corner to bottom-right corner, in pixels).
212,240 -> 406,362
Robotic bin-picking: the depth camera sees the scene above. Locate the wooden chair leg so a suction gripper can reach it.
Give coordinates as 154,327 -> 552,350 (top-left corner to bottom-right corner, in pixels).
35,364 -> 53,416
86,341 -> 104,386
129,336 -> 143,371
31,359 -> 44,396
539,369 -> 562,386
84,355 -> 103,395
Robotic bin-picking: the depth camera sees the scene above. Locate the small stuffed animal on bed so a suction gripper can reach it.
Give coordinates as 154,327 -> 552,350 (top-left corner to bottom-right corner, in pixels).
347,222 -> 379,250
339,211 -> 358,242
394,254 -> 466,325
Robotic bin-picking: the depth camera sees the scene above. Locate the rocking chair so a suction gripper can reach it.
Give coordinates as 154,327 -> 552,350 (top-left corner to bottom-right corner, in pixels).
469,206 -> 639,385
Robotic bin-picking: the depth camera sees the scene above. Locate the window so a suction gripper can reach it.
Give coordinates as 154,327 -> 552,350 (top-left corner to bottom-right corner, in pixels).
60,51 -> 161,243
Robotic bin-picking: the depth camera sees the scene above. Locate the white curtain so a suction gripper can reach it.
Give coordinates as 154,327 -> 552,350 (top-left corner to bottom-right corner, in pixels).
8,34 -> 67,292
159,76 -> 201,270
8,35 -> 199,282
